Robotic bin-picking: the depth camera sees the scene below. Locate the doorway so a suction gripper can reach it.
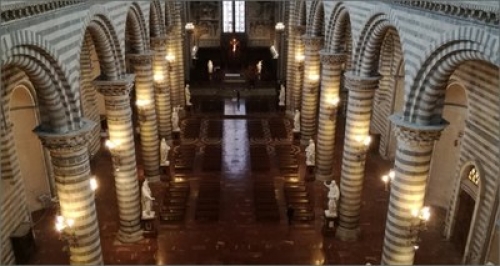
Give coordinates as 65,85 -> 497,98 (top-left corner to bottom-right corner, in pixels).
453,189 -> 475,257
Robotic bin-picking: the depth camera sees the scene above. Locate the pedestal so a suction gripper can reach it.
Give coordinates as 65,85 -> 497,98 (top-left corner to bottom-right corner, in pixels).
172,131 -> 180,140
305,165 -> 315,181
323,214 -> 337,237
141,216 -> 157,238
160,165 -> 170,181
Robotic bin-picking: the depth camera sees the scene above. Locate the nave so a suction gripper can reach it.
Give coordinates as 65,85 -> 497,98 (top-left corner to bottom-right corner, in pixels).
27,93 -> 462,265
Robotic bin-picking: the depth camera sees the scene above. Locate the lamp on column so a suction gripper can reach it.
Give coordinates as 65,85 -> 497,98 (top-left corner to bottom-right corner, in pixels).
165,54 -> 175,72
381,169 -> 395,191
153,72 -> 164,83
185,22 -> 195,34
136,99 -> 151,122
407,206 -> 431,250
326,97 -> 340,120
105,139 -> 121,170
308,74 -> 320,93
354,135 -> 371,161
296,54 -> 305,71
275,22 -> 285,32
55,215 -> 78,247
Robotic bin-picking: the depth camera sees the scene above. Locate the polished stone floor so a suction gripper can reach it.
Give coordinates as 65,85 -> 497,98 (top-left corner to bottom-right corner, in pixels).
28,96 -> 463,265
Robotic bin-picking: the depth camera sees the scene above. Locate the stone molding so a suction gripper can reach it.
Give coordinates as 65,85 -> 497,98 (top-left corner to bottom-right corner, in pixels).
34,119 -> 96,152
389,113 -> 448,147
389,1 -> 499,25
93,74 -> 135,96
343,71 -> 381,91
319,51 -> 346,65
127,52 -> 154,65
150,36 -> 168,47
301,35 -> 324,50
1,0 -> 86,23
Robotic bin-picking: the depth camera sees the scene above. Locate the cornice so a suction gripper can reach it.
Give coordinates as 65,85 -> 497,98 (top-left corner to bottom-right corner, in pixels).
1,0 -> 87,24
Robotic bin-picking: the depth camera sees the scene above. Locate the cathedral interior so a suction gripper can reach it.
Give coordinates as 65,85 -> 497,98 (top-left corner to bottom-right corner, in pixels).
0,0 -> 499,265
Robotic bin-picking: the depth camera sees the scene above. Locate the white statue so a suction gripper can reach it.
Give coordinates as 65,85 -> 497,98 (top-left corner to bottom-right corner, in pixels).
185,84 -> 192,106
324,180 -> 340,218
256,60 -> 263,74
141,179 -> 156,219
172,106 -> 180,132
305,139 -> 315,166
293,110 -> 301,132
279,84 -> 285,106
207,60 -> 214,74
160,138 -> 170,166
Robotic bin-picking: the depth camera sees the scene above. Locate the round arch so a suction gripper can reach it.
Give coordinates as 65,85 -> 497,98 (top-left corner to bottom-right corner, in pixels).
126,3 -> 149,52
308,0 -> 324,37
403,26 -> 498,125
325,3 -> 352,54
150,0 -> 165,37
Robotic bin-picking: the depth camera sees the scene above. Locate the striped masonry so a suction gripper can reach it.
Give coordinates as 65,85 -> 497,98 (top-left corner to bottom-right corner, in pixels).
151,36 -> 173,140
291,26 -> 306,114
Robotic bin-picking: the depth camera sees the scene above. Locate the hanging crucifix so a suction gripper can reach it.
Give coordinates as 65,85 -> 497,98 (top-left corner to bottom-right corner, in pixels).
230,38 -> 239,53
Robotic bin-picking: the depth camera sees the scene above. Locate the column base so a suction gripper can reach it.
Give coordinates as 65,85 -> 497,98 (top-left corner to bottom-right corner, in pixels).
335,226 -> 361,242
115,229 -> 144,244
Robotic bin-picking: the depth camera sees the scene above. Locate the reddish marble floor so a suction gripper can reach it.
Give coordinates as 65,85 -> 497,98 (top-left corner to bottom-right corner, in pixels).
28,98 -> 462,265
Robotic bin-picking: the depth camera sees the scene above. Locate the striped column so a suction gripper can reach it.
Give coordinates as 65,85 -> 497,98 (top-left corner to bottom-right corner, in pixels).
381,114 -> 447,265
289,25 -> 306,115
299,35 -> 323,145
315,51 -> 346,181
93,75 -> 142,243
34,119 -> 103,265
167,5 -> 186,109
128,52 -> 161,181
151,36 -> 173,141
336,71 -> 380,241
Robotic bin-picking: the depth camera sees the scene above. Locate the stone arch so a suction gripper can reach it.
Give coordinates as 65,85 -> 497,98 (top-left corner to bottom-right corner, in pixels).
325,2 -> 352,53
403,26 -> 498,125
126,3 -> 149,52
351,12 -> 404,77
150,0 -> 165,37
307,0 -> 324,36
293,0 -> 307,27
164,1 -> 174,29
80,5 -> 126,78
1,30 -> 81,132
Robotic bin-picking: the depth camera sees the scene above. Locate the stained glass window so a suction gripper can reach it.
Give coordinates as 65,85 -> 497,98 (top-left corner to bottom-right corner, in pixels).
223,1 -> 245,33
467,167 -> 479,186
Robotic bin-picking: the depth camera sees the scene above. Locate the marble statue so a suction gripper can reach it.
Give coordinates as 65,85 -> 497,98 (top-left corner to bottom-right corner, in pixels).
185,84 -> 192,106
279,84 -> 285,106
160,138 -> 170,166
256,60 -> 263,74
141,179 -> 156,219
293,109 -> 300,132
305,139 -> 315,166
172,106 -> 180,132
324,180 -> 340,218
207,60 -> 214,74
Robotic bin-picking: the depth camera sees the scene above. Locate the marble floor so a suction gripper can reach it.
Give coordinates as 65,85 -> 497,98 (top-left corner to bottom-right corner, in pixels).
27,96 -> 463,265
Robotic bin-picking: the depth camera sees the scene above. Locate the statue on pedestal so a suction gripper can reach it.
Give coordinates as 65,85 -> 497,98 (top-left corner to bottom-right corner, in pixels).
256,60 -> 263,74
160,138 -> 170,166
293,110 -> 300,132
172,106 -> 180,132
207,60 -> 214,75
324,180 -> 340,218
279,84 -> 285,106
185,84 -> 192,106
141,179 -> 156,219
305,139 -> 315,166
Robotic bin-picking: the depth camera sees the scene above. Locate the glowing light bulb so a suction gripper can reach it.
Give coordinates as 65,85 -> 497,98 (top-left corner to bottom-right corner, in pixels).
90,177 -> 98,191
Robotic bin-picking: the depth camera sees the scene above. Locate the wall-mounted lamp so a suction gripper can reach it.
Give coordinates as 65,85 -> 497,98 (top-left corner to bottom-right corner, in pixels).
185,22 -> 195,34
296,54 -> 305,71
407,206 -> 431,250
90,176 -> 98,191
381,169 -> 395,191
326,97 -> 340,120
136,99 -> 150,122
153,73 -> 164,82
165,54 -> 175,72
275,22 -> 285,32
353,135 -> 371,161
105,139 -> 121,170
55,215 -> 78,247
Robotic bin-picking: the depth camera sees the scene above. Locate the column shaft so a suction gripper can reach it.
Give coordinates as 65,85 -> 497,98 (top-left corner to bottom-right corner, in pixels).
94,76 -> 142,243
336,72 -> 380,241
300,35 -> 323,145
287,25 -> 306,115
167,5 -> 186,108
315,52 -> 345,181
381,115 -> 446,265
151,36 -> 173,140
35,120 -> 103,265
128,53 -> 161,180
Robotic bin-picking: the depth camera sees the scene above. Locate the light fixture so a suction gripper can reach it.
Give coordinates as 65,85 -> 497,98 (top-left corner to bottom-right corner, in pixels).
136,99 -> 150,122
106,139 -> 121,170
407,206 -> 431,249
165,54 -> 175,62
153,73 -> 164,82
326,97 -> 340,120
90,176 -> 98,191
275,22 -> 285,32
296,54 -> 305,71
381,169 -> 395,191
353,135 -> 371,161
185,22 -> 195,33
55,215 -> 78,247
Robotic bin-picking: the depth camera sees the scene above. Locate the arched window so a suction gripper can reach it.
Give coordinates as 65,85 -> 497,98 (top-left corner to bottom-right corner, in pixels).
467,166 -> 479,186
223,1 -> 245,33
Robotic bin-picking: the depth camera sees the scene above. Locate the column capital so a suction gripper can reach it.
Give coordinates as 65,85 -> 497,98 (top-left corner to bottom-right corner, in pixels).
319,50 -> 346,66
389,113 -> 448,147
344,71 -> 381,91
127,51 -> 154,65
93,74 -> 135,96
291,25 -> 306,36
150,35 -> 168,47
34,119 -> 96,152
301,35 -> 324,50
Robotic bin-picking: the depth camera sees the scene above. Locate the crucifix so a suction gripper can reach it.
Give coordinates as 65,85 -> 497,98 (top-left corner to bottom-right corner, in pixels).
230,38 -> 239,53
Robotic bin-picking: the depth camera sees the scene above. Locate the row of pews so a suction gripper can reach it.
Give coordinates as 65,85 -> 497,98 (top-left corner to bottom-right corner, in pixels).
202,145 -> 222,171
195,181 -> 220,221
160,179 -> 190,222
253,181 -> 280,222
268,118 -> 288,140
250,145 -> 270,171
173,145 -> 196,172
183,119 -> 201,139
275,144 -> 299,175
284,179 -> 314,222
